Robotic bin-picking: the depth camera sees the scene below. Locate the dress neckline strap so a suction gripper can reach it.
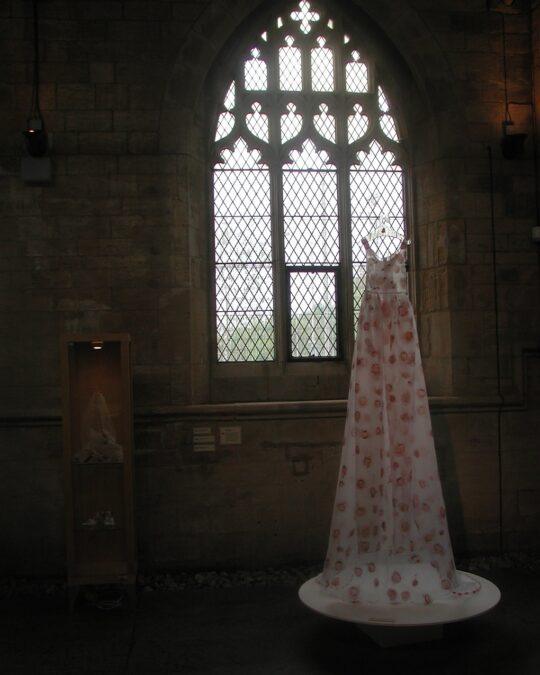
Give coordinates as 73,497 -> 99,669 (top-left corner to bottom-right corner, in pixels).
362,237 -> 407,262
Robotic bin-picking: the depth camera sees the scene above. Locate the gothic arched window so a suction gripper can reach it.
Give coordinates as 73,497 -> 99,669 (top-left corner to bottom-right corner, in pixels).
211,0 -> 406,364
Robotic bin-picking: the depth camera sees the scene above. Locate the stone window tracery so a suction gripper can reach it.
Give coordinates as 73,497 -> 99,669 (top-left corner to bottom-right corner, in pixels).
211,0 -> 407,363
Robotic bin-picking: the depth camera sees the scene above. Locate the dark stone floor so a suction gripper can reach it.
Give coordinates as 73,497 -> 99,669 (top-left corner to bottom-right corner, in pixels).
0,565 -> 539,674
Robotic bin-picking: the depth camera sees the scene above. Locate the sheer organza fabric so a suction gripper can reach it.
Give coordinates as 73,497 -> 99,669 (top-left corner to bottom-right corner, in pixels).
318,240 -> 479,605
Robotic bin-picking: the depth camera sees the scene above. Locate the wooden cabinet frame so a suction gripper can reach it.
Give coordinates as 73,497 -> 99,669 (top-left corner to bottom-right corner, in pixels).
60,334 -> 137,610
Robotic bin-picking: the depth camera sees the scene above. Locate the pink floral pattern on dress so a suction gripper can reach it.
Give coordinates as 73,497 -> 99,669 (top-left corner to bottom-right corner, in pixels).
318,239 -> 480,604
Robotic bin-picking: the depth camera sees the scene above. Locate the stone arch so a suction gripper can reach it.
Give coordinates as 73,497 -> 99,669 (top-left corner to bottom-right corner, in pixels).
160,0 -> 471,402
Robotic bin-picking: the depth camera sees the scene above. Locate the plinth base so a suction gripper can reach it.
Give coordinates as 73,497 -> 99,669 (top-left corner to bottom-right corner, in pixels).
299,571 -> 500,647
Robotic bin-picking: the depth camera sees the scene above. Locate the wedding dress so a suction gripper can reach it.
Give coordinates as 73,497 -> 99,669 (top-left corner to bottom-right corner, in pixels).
318,238 -> 479,604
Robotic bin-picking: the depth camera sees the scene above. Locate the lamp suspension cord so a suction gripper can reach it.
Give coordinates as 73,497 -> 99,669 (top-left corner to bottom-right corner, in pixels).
28,0 -> 42,122
502,13 -> 512,126
488,145 -> 504,555
529,3 -> 540,237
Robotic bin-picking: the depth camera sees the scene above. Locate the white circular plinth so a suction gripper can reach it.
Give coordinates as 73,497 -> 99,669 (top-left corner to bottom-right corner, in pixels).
299,572 -> 500,628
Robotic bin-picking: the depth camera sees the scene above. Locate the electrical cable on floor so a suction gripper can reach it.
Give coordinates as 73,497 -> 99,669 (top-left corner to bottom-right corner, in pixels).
123,595 -> 139,674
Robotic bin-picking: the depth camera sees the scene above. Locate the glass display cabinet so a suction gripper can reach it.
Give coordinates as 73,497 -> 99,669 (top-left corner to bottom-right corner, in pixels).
60,334 -> 136,610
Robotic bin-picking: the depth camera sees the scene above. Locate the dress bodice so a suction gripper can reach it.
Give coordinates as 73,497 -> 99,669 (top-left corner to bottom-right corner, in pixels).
319,234 -> 481,606
364,239 -> 408,294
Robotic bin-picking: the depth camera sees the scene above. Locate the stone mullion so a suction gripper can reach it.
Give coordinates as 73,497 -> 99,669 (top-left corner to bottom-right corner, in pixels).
333,21 -> 354,362
266,34 -> 287,364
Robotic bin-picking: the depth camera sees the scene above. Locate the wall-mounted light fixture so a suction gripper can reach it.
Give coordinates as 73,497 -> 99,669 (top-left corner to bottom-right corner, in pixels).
490,0 -> 528,159
500,26 -> 527,161
21,0 -> 52,183
91,341 -> 104,351
487,0 -> 524,13
24,120 -> 48,158
501,126 -> 527,159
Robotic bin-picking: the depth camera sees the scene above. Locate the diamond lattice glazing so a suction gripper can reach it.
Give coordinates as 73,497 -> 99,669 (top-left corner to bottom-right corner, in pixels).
214,169 -> 270,217
349,141 -> 404,263
380,114 -> 399,141
289,271 -> 338,358
352,262 -> 367,324
281,103 -> 303,142
215,264 -> 273,314
245,48 -> 267,90
224,81 -> 235,110
348,104 -> 368,143
355,141 -> 399,171
246,102 -> 269,142
279,36 -> 302,90
350,171 -> 403,218
214,216 -> 272,263
286,139 -> 333,170
215,112 -> 235,140
311,37 -> 334,91
283,140 -> 339,265
212,2 -> 406,363
216,312 -> 274,362
378,86 -> 390,112
314,104 -> 335,142
283,170 -> 338,218
284,216 -> 339,265
215,264 -> 274,362
217,138 -> 264,170
349,218 -> 373,261
346,51 -> 368,92
214,136 -> 274,361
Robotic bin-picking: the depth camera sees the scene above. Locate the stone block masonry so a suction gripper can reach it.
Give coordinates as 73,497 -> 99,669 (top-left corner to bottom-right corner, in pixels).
0,0 -> 539,574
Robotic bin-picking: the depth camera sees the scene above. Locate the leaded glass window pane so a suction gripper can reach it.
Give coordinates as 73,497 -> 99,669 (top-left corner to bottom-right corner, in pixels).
314,104 -> 336,143
215,112 -> 235,141
352,263 -> 367,324
246,102 -> 269,142
211,0 -> 405,363
289,270 -> 338,359
213,139 -> 274,362
216,310 -> 274,362
214,216 -> 272,264
346,51 -> 368,92
378,86 -> 390,112
224,82 -> 235,110
245,48 -> 267,90
350,142 -> 405,277
348,104 -> 368,143
378,86 -> 399,140
311,37 -> 334,92
281,103 -> 303,143
283,142 -> 338,266
215,265 -> 275,362
381,114 -> 399,141
279,36 -> 302,91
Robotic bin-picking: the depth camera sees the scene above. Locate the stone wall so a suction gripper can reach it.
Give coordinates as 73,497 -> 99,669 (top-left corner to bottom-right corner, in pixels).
1,0 -> 540,575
